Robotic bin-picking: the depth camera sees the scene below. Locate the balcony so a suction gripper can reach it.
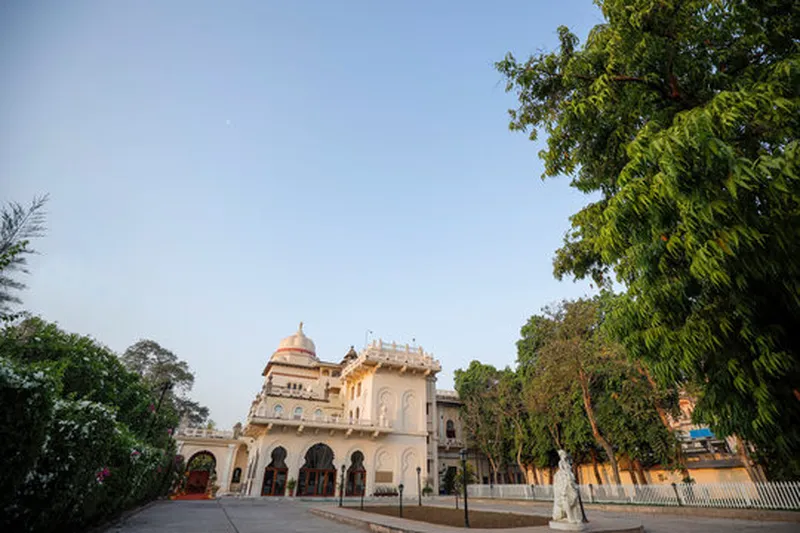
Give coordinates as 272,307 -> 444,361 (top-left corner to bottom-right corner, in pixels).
176,427 -> 235,440
245,411 -> 394,438
341,340 -> 441,379
439,437 -> 464,450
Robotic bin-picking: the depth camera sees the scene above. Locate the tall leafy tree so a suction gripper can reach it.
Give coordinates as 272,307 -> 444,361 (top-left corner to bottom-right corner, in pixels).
497,0 -> 800,477
121,339 -> 209,427
454,361 -> 507,483
0,196 -> 48,320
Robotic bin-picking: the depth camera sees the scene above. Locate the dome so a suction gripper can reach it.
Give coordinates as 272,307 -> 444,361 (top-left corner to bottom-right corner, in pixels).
275,322 -> 317,357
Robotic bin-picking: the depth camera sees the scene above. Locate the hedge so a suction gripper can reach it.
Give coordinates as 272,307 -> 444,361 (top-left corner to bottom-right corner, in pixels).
0,319 -> 183,533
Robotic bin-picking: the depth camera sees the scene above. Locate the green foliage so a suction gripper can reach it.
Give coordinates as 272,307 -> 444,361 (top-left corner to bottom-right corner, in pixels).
0,319 -> 182,532
454,362 -> 508,476
121,339 -> 209,427
498,0 -> 800,478
452,462 -> 477,495
0,357 -> 56,502
0,196 -> 47,319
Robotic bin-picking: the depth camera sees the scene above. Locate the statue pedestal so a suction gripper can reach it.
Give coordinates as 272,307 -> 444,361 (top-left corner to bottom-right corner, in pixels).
549,520 -> 587,531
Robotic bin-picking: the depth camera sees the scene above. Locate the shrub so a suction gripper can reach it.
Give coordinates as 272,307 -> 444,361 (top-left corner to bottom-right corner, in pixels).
0,357 -> 57,511
0,320 -> 180,532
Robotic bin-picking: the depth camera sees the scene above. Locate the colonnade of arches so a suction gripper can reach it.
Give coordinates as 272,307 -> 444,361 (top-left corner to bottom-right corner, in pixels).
259,443 -> 366,497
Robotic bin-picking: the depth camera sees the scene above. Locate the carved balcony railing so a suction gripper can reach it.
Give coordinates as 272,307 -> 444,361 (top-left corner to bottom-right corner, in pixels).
341,339 -> 441,378
177,427 -> 235,440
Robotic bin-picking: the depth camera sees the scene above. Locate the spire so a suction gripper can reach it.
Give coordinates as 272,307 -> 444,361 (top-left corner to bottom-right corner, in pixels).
298,321 -> 304,334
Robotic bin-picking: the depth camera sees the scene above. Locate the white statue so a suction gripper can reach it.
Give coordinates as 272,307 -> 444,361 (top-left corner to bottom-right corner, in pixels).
379,401 -> 388,427
550,450 -> 585,531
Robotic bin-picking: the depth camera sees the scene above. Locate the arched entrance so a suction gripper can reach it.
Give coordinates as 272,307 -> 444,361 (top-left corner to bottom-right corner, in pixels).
297,443 -> 336,497
262,447 -> 288,496
185,451 -> 216,494
345,451 -> 366,496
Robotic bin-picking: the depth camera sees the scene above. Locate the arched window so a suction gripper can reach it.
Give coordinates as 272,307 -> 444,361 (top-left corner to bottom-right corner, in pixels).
293,406 -> 303,420
357,382 -> 362,397
446,419 -> 456,439
314,409 -> 323,420
355,407 -> 360,420
273,405 -> 284,417
231,467 -> 242,484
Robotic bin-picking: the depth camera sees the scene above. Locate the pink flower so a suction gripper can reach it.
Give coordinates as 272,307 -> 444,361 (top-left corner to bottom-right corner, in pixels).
148,403 -> 156,413
167,428 -> 173,436
96,467 -> 111,484
131,450 -> 140,457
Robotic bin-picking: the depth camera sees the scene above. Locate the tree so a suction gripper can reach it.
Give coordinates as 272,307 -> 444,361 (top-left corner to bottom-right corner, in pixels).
0,196 -> 47,320
454,361 -> 507,484
497,0 -> 800,477
121,339 -> 209,427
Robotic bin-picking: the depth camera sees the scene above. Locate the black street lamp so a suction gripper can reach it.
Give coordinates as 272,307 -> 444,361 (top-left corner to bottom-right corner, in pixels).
416,466 -> 422,506
339,464 -> 346,507
398,483 -> 404,517
460,448 -> 470,528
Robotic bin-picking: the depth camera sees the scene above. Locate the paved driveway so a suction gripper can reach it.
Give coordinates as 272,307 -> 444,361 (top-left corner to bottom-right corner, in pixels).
111,498 -> 800,533
110,499 -> 358,533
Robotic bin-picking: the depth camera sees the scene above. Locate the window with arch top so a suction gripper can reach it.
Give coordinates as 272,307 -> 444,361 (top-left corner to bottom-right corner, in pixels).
273,405 -> 284,417
293,406 -> 303,420
446,419 -> 456,439
314,408 -> 323,420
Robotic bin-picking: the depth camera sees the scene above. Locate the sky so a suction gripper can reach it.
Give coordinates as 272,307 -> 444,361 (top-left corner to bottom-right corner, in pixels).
0,1 -> 604,428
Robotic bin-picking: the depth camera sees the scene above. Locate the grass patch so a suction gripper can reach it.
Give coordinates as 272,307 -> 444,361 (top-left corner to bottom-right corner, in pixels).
349,505 -> 549,529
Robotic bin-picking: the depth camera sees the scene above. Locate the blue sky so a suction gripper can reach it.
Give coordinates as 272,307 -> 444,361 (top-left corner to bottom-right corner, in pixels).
1,1 -> 603,428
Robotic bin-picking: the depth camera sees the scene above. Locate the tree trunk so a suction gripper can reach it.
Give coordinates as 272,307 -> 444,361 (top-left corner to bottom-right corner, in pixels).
634,459 -> 648,485
637,364 -> 690,478
531,466 -> 540,485
516,443 -> 527,484
548,466 -> 554,485
487,455 -> 499,486
626,457 -> 638,485
578,371 -> 622,485
735,435 -> 764,482
590,448 -> 603,485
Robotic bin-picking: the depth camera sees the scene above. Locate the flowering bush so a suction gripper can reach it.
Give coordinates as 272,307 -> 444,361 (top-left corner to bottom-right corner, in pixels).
0,319 -> 180,533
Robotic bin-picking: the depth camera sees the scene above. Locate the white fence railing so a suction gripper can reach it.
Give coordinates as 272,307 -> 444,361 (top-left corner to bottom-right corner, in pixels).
467,482 -> 800,510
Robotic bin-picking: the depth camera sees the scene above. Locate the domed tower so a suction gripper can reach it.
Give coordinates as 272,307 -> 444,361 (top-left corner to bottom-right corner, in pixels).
269,322 -> 317,365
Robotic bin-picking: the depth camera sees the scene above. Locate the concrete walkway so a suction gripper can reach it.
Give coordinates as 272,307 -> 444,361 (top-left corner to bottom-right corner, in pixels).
109,498 -> 800,533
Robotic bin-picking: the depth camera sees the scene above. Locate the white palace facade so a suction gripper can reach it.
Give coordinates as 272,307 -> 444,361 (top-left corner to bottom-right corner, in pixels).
176,323 -> 472,498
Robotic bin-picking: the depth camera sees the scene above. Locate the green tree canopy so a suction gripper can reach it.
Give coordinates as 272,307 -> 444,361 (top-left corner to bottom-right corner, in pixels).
497,0 -> 800,477
121,339 -> 209,427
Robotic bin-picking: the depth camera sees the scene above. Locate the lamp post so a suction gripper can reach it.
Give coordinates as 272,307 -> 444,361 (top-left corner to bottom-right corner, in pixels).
339,464 -> 346,507
460,448 -> 470,528
398,483 -> 404,517
416,466 -> 422,506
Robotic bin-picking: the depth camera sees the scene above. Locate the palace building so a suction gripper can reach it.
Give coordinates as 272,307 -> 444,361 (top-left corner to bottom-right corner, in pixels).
175,323 -> 753,498
176,323 -> 467,498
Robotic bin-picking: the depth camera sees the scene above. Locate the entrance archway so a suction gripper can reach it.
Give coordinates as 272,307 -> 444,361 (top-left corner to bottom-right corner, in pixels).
345,451 -> 366,496
297,443 -> 336,496
185,451 -> 216,494
262,447 -> 288,496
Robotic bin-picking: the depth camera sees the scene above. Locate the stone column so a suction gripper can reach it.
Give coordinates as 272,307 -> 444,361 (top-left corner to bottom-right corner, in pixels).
218,443 -> 237,494
428,376 -> 440,494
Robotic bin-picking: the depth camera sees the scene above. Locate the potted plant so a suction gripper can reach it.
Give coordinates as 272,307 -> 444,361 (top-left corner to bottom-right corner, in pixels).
286,478 -> 297,497
422,484 -> 433,497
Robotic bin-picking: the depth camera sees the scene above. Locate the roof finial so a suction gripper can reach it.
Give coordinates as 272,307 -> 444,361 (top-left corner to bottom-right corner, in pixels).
298,321 -> 304,333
